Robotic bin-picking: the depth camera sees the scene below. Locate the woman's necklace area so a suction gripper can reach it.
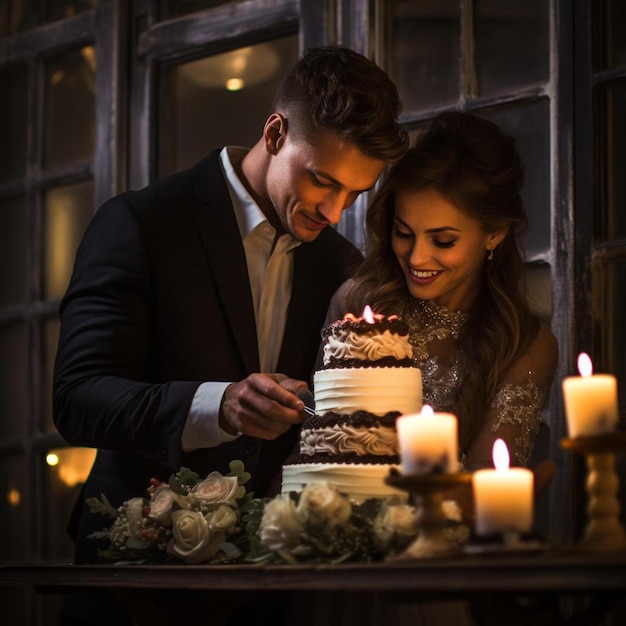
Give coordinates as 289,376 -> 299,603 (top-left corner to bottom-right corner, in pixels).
408,298 -> 468,340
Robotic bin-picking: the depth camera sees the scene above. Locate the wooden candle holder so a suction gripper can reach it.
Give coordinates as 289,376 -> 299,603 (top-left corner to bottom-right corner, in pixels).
562,433 -> 626,552
385,471 -> 471,559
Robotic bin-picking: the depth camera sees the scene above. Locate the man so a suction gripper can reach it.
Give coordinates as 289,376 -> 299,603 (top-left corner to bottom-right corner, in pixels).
53,44 -> 407,624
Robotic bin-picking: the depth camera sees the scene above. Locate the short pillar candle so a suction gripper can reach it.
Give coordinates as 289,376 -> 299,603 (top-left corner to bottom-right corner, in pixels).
472,439 -> 534,536
562,352 -> 619,438
396,405 -> 459,475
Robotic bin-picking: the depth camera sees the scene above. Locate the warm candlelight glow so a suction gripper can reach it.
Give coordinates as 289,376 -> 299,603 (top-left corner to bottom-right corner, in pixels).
472,440 -> 534,536
421,404 -> 434,418
562,352 -> 619,437
396,407 -> 459,475
578,352 -> 593,377
492,438 -> 509,471
363,305 -> 375,323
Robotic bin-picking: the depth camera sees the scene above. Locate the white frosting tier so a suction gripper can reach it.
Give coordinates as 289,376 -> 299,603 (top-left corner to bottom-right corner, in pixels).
313,367 -> 422,416
281,463 -> 406,503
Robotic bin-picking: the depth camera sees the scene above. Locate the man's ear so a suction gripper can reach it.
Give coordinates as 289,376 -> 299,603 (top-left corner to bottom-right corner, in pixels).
264,113 -> 287,154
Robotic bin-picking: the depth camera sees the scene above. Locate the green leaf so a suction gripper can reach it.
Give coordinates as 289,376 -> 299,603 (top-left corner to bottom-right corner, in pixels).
219,542 -> 242,560
86,494 -> 119,518
174,467 -> 200,488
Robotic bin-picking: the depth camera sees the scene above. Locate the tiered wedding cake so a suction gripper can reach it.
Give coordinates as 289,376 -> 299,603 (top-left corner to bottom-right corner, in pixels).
282,307 -> 422,501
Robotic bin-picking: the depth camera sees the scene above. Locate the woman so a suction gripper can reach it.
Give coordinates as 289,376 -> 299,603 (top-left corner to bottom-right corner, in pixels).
327,111 -> 559,472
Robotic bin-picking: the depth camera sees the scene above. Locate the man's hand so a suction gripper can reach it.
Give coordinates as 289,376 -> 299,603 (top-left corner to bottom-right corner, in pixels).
219,373 -> 309,439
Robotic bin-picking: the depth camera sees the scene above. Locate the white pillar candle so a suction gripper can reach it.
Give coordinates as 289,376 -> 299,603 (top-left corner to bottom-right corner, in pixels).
472,439 -> 534,536
562,352 -> 619,438
396,405 -> 459,475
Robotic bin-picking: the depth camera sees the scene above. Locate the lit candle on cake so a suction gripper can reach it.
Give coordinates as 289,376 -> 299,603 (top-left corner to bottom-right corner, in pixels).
561,352 -> 619,438
472,439 -> 534,536
396,405 -> 459,475
362,304 -> 375,323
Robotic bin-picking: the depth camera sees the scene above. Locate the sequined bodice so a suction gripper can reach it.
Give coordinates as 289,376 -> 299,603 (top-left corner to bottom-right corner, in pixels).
403,299 -> 546,467
405,299 -> 467,414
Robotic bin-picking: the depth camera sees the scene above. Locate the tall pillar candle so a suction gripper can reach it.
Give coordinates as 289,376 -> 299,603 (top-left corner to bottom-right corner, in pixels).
472,439 -> 534,535
562,352 -> 619,438
396,405 -> 459,475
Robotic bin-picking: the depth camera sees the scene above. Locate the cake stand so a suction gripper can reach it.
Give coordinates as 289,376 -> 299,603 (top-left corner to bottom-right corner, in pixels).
561,432 -> 626,552
385,470 -> 471,559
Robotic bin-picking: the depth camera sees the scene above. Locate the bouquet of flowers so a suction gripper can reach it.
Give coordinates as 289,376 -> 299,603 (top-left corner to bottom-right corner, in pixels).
87,461 -> 253,564
88,462 -> 467,565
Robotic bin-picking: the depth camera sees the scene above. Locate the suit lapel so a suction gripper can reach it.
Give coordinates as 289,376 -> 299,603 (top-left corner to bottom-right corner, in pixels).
191,151 -> 260,374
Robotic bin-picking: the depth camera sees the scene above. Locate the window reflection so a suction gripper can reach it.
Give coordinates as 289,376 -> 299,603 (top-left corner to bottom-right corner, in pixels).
0,323 -> 28,439
605,259 -> 626,416
0,0 -> 95,35
525,263 -> 552,324
0,64 -> 28,182
475,0 -> 549,96
595,81 -> 626,240
43,180 -> 94,301
160,35 -> 298,176
46,0 -> 96,22
386,0 -> 460,113
479,100 -> 551,258
44,45 -> 96,170
158,0 -> 233,20
593,0 -> 626,71
43,318 -> 60,432
0,455 -> 28,560
43,447 -> 96,559
0,196 -> 28,307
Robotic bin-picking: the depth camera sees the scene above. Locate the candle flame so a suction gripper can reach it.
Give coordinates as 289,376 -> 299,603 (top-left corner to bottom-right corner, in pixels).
362,305 -> 375,324
492,438 -> 510,471
421,404 -> 434,418
577,352 -> 593,377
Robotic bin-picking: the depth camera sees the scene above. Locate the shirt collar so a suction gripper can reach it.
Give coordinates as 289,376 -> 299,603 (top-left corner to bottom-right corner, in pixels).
219,146 -> 267,239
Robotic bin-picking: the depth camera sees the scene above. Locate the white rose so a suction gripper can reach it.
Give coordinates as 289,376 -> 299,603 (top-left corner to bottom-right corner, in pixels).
296,483 -> 351,529
190,473 -> 244,506
206,504 -> 238,532
148,485 -> 188,526
166,509 -> 225,564
124,497 -> 147,534
374,502 -> 418,548
259,494 -> 304,551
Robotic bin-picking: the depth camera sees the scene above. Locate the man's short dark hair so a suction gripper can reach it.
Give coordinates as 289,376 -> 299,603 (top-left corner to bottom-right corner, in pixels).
273,45 -> 409,163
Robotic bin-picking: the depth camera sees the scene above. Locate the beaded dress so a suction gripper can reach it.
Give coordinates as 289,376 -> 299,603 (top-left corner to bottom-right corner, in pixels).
324,282 -> 558,470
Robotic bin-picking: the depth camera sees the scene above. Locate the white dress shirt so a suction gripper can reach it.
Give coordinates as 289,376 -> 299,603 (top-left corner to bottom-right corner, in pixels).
181,147 -> 301,451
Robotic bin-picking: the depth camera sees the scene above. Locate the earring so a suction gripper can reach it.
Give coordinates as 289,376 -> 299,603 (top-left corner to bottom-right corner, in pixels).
487,248 -> 494,261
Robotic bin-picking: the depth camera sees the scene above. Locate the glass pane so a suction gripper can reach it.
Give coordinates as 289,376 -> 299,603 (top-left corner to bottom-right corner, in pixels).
0,1 -> 41,35
475,0 -> 549,96
593,0 -> 626,71
43,447 -> 96,559
525,263 -> 552,324
46,0 -> 96,22
160,35 -> 298,176
0,64 -> 28,182
44,45 -> 96,170
43,318 -> 60,433
43,180 -> 94,301
479,99 -> 551,258
0,454 -> 28,560
605,258 -> 626,418
386,0 -> 460,113
595,81 -> 626,240
0,587 -> 28,624
0,323 -> 28,439
159,0 -> 232,20
0,195 -> 28,307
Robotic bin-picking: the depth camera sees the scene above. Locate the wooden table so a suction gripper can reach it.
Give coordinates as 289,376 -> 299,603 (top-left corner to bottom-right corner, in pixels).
2,551 -> 626,625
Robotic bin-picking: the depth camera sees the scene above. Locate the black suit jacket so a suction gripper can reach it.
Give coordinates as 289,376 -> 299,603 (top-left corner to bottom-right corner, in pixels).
53,149 -> 361,561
